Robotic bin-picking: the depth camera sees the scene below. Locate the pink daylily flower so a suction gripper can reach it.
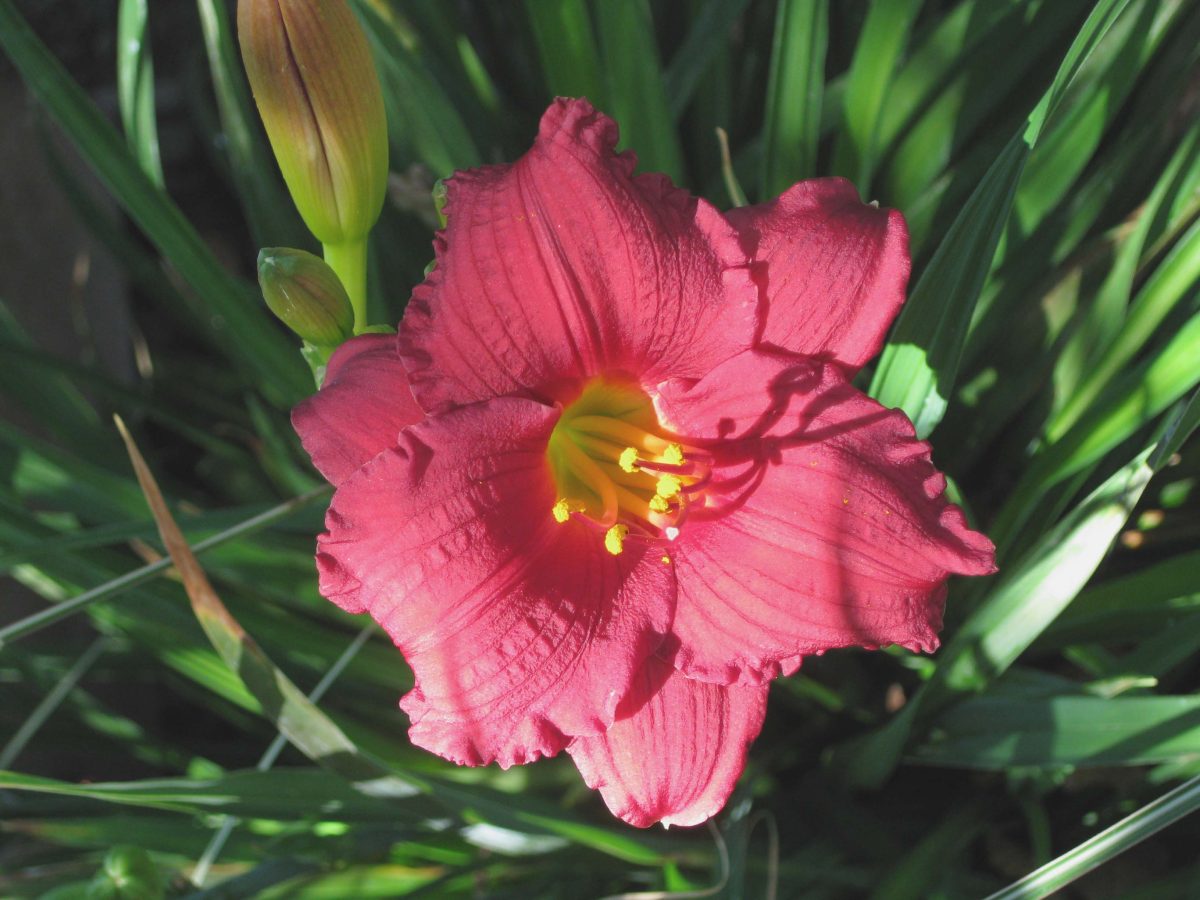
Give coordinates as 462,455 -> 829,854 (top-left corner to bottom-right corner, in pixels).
294,99 -> 996,828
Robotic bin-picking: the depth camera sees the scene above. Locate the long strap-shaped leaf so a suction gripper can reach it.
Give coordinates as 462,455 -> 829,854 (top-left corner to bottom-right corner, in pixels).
0,0 -> 309,407
869,0 -> 1135,439
114,415 -> 421,793
983,773 -> 1200,900
113,416 -> 671,865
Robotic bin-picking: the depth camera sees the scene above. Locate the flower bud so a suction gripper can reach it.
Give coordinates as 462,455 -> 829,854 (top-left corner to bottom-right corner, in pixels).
238,0 -> 388,245
257,247 -> 354,346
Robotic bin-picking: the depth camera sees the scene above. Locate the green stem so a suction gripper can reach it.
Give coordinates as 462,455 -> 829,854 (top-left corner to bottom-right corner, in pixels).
323,239 -> 368,333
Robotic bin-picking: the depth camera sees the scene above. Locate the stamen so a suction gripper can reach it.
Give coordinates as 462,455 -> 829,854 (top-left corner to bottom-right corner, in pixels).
558,436 -> 618,525
605,524 -> 629,555
570,416 -> 672,455
552,498 -> 585,523
547,379 -> 712,553
656,474 -> 683,499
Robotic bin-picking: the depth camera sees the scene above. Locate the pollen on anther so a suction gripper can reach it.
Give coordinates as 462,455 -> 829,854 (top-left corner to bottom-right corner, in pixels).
619,447 -> 640,473
649,494 -> 670,514
552,498 -> 572,523
656,474 -> 683,499
604,524 -> 629,555
662,443 -> 685,465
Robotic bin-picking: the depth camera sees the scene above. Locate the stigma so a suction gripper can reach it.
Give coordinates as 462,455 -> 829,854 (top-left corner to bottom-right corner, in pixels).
546,379 -> 710,555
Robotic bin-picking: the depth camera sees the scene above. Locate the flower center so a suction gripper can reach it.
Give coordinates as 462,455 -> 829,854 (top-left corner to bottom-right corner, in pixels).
547,379 -> 710,556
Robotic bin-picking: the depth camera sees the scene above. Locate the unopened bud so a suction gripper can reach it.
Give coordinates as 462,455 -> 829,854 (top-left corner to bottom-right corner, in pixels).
238,0 -> 388,245
257,247 -> 354,345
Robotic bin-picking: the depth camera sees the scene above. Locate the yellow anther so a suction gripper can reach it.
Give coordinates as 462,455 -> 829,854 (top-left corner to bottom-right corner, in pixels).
662,443 -> 685,465
661,555 -> 671,565
605,524 -> 629,556
552,498 -> 585,523
619,446 -> 640,473
649,494 -> 670,514
552,499 -> 571,523
656,474 -> 683,499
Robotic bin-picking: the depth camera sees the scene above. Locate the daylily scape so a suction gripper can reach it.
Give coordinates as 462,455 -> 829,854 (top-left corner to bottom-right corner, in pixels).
293,98 -> 996,828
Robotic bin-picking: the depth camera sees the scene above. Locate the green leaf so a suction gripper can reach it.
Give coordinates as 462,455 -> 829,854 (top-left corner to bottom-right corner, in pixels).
915,695 -> 1200,768
759,0 -> 827,198
869,0 -> 1136,439
594,0 -> 685,182
936,449 -> 1153,698
842,441 -> 1155,788
0,0 -> 309,407
984,773 -> 1200,900
524,0 -> 606,109
993,311 -> 1200,551
195,0 -> 305,248
1037,550 -> 1200,648
663,0 -> 751,121
352,0 -> 482,177
0,488 -> 330,648
116,0 -> 163,187
0,768 -> 420,822
833,0 -> 923,190
1052,214 -> 1200,441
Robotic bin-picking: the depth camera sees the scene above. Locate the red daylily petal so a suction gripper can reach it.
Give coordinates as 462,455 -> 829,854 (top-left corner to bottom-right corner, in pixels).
655,349 -> 996,685
399,97 -> 757,412
292,334 -> 424,485
727,178 -> 909,375
317,397 -> 675,767
567,655 -> 767,828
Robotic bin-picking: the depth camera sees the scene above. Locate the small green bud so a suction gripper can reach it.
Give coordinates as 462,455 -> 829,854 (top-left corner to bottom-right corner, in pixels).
238,0 -> 388,246
257,247 -> 354,346
86,846 -> 164,900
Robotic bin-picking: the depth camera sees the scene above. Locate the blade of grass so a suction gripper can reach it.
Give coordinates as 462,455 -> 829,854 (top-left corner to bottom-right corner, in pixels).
0,767 -> 419,822
869,0 -> 1137,438
0,637 -> 111,770
352,0 -> 482,177
0,487 -> 330,648
1036,549 -> 1200,648
833,0 -> 923,191
112,416 -> 672,865
663,0 -> 752,121
116,0 -> 163,187
1051,214 -> 1200,442
195,0 -> 304,248
191,623 -> 376,887
759,0 -> 827,199
595,0 -> 685,182
523,0 -> 606,109
120,415 -> 402,786
992,311 -> 1200,553
983,773 -> 1200,900
914,694 -> 1200,768
0,0 -> 309,406
842,438 -> 1155,788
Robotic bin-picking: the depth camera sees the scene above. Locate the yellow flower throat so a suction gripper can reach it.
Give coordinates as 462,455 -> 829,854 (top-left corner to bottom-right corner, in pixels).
547,380 -> 709,556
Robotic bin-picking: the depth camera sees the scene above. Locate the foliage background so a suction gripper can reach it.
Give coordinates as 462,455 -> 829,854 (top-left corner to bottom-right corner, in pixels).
1,0 -> 1199,896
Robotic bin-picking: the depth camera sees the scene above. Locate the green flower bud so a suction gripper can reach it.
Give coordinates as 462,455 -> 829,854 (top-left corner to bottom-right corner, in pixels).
238,0 -> 388,246
257,247 -> 354,346
86,846 -> 164,900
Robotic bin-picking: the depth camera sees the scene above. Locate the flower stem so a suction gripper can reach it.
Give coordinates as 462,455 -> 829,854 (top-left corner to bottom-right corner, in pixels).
323,239 -> 368,333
